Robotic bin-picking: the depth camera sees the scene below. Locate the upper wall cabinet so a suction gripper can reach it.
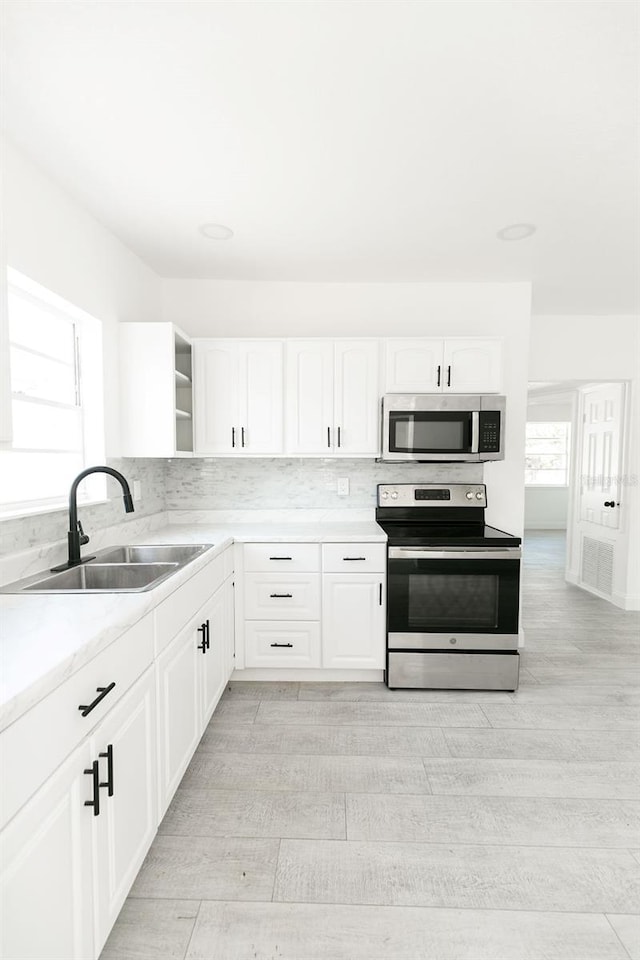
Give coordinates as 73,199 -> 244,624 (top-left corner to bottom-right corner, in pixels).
120,323 -> 194,457
194,340 -> 283,455
384,338 -> 503,394
285,340 -> 380,456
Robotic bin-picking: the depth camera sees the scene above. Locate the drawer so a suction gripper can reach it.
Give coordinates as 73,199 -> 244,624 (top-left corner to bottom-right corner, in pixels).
387,651 -> 520,691
244,543 -> 320,573
154,552 -> 224,655
322,542 -> 387,573
244,573 -> 320,620
245,621 -> 321,668
0,613 -> 154,830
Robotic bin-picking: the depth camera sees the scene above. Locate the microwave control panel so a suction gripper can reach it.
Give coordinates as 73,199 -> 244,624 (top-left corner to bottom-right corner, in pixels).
478,411 -> 501,452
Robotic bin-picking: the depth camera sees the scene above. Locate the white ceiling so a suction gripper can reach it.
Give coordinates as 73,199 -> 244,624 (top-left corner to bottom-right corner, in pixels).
2,0 -> 638,313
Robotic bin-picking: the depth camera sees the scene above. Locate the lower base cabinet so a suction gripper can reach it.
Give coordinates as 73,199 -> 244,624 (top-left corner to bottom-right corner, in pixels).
322,573 -> 386,669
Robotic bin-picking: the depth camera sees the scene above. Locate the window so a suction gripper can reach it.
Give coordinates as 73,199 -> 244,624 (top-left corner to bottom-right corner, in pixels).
0,270 -> 105,514
525,421 -> 571,485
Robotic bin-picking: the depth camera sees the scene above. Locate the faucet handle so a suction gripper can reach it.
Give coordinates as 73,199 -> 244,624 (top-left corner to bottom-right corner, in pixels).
77,521 -> 90,546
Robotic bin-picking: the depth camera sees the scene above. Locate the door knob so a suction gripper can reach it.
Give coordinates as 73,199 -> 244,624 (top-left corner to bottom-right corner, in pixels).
603,501 -> 617,507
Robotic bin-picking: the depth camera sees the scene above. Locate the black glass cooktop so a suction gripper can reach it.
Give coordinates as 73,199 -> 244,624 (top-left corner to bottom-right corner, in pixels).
377,522 -> 521,548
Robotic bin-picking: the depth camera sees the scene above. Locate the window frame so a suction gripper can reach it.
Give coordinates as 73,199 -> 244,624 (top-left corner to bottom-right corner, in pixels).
524,420 -> 572,487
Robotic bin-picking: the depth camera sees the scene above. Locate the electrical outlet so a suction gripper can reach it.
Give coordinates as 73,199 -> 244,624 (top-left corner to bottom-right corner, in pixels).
337,477 -> 350,496
133,480 -> 142,501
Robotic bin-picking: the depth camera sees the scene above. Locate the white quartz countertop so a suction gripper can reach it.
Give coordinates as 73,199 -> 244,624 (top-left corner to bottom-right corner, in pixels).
0,515 -> 385,732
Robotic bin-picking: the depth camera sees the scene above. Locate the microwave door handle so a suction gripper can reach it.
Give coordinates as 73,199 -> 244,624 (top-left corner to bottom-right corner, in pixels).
471,412 -> 480,453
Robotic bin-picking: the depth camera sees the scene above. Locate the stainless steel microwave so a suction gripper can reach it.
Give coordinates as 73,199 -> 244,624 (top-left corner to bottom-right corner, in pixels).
381,394 -> 506,462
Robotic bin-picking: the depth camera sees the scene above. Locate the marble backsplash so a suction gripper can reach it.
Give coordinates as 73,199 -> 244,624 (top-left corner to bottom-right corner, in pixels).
164,458 -> 484,510
0,458 -> 167,557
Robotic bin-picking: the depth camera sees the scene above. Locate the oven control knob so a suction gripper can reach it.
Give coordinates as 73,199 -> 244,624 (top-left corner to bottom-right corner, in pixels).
466,491 -> 474,500
381,491 -> 389,499
476,492 -> 484,500
390,491 -> 399,499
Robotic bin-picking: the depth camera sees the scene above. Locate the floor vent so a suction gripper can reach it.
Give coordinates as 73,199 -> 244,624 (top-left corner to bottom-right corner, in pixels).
581,536 -> 614,596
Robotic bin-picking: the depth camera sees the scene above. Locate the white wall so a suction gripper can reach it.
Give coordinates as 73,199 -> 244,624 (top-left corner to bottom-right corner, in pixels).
524,395 -> 573,530
2,138 -> 162,455
162,279 -> 532,537
530,315 -> 640,608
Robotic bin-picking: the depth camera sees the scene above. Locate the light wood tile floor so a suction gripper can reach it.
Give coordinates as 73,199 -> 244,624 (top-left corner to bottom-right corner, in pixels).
100,531 -> 640,959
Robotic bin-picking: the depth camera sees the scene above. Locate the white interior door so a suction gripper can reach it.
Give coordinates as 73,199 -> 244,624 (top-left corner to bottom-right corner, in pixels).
579,383 -> 624,530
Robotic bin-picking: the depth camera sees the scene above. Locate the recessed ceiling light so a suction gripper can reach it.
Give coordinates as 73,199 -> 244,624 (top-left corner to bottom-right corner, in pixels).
496,223 -> 536,241
198,223 -> 234,240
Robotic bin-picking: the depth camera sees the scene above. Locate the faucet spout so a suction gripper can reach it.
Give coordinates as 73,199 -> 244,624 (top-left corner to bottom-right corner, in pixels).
51,466 -> 135,571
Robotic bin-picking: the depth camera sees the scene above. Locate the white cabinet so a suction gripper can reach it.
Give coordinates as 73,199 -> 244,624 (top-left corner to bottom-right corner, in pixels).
120,322 -> 194,457
194,340 -> 283,454
285,340 -> 379,455
0,741 -> 94,960
201,585 -> 228,728
91,668 -> 157,951
384,338 -> 502,394
321,543 -> 386,670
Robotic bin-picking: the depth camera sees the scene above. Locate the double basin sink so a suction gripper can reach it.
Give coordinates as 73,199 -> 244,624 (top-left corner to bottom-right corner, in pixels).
2,544 -> 213,594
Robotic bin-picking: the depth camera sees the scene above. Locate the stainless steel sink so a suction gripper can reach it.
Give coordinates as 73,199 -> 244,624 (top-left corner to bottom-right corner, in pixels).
94,544 -> 209,564
22,563 -> 179,593
1,542 -> 214,594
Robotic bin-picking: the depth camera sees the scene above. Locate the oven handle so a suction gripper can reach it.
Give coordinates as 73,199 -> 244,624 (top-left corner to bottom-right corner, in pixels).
388,547 -> 521,561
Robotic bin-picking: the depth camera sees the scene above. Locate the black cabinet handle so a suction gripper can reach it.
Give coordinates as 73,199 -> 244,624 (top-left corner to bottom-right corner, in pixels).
231,427 -> 236,448
99,744 -> 114,797
270,642 -> 293,648
437,364 -> 441,387
269,556 -> 292,561
84,760 -> 100,817
78,682 -> 116,717
327,426 -> 331,448
343,556 -> 366,561
241,427 -> 245,447
197,620 -> 210,653
270,593 -> 293,598
337,426 -> 341,448
446,365 -> 451,387
379,583 -> 383,606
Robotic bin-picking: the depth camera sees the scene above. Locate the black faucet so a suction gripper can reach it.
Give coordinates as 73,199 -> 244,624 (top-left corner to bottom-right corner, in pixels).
51,466 -> 135,572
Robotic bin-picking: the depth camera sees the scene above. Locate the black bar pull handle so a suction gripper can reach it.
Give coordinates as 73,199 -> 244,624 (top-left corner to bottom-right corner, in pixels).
99,744 -> 114,797
327,426 -> 331,448
379,583 -> 383,606
437,365 -> 441,387
337,426 -> 341,448
270,593 -> 293,598
84,760 -> 100,817
231,427 -> 236,448
241,427 -> 246,448
269,556 -> 292,560
197,620 -> 209,653
270,642 -> 293,648
79,682 -> 116,717
343,556 -> 366,561
447,365 -> 451,387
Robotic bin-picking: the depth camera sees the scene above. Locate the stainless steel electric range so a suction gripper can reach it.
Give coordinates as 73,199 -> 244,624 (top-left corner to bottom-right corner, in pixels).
376,483 -> 521,691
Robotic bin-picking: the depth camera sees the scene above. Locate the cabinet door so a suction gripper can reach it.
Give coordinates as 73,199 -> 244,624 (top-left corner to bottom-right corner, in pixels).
322,574 -> 386,669
156,619 -> 201,817
194,341 -> 239,453
0,742 -> 94,960
334,340 -> 380,455
224,576 -> 236,682
443,339 -> 502,393
383,339 -> 444,392
239,341 -> 283,453
92,668 -> 157,953
200,586 -> 227,728
285,340 -> 334,453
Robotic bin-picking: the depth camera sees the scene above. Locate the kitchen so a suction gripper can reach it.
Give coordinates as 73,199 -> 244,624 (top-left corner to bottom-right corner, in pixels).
1,2 -> 639,959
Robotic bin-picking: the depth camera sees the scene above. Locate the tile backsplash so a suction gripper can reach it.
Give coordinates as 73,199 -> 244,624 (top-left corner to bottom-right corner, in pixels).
1,456 -> 484,557
164,458 -> 483,510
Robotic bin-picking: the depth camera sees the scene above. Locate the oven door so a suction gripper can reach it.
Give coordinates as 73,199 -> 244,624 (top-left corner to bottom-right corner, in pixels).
387,547 -> 520,650
385,410 -> 478,461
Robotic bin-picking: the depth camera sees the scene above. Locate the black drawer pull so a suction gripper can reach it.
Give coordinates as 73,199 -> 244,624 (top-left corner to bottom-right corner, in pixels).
269,557 -> 292,561
437,364 -> 441,387
271,642 -> 293,648
343,556 -> 366,561
447,365 -> 451,387
79,682 -> 116,717
270,593 -> 293,598
99,744 -> 114,797
84,760 -> 100,817
379,582 -> 383,606
197,619 -> 210,653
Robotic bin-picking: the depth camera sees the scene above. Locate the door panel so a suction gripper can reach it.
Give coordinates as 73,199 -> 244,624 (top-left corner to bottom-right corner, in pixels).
383,339 -> 443,392
194,341 -> 238,453
322,574 -> 385,669
285,341 -> 334,453
241,341 -> 283,453
334,340 -> 379,455
580,384 -> 624,530
443,339 -> 502,393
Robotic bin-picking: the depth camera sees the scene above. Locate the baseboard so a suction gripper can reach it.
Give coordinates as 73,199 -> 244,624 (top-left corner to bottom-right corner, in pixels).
612,591 -> 640,611
232,668 -> 385,682
523,523 -> 567,530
